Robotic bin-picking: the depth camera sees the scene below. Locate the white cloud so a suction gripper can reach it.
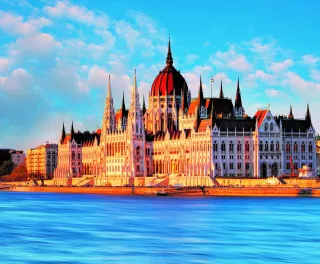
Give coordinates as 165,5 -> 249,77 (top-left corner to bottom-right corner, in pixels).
0,11 -> 50,35
43,0 -> 108,28
9,33 -> 60,60
115,20 -> 139,51
265,89 -> 282,97
211,46 -> 252,72
0,68 -> 32,94
268,59 -> 293,72
0,58 -> 10,73
88,66 -> 109,88
310,69 -> 320,82
282,72 -> 320,92
301,54 -> 319,66
193,65 -> 212,73
247,70 -> 275,82
186,54 -> 198,64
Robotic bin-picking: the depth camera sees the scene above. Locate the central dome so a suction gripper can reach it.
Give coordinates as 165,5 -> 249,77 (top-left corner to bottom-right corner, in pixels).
150,39 -> 188,96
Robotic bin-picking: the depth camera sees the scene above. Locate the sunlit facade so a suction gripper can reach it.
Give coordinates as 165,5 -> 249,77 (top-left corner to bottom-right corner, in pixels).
53,40 -> 317,186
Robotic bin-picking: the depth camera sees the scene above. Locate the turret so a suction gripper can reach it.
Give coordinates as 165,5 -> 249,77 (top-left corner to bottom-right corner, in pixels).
142,95 -> 146,115
60,122 -> 66,144
70,121 -> 75,141
166,37 -> 173,66
234,78 -> 245,118
219,80 -> 224,99
305,103 -> 312,128
197,75 -> 205,107
288,105 -> 294,119
101,75 -> 116,135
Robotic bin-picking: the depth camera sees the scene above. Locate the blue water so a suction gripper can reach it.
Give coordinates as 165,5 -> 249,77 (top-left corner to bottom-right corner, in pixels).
1,192 -> 320,264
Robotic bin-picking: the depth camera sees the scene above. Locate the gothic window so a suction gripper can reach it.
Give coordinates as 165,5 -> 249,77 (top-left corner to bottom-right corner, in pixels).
294,163 -> 298,170
200,106 -> 207,118
223,163 -> 226,170
237,142 -> 242,152
168,113 -> 173,129
229,141 -> 234,152
264,123 -> 268,131
237,163 -> 242,170
161,113 -> 164,131
230,163 -> 234,170
136,146 -> 141,156
264,141 -> 268,151
309,163 -> 313,169
221,141 -> 226,152
293,142 -> 298,153
213,141 -> 218,152
270,123 -> 274,131
245,163 -> 250,170
309,142 -> 313,152
286,143 -> 291,153
136,165 -> 140,172
276,142 -> 280,152
259,141 -> 263,151
136,124 -> 138,133
72,151 -> 75,160
245,141 -> 249,152
301,142 -> 306,153
270,141 -> 274,152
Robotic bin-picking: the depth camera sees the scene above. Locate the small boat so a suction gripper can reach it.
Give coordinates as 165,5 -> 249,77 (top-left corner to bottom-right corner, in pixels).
157,189 -> 168,196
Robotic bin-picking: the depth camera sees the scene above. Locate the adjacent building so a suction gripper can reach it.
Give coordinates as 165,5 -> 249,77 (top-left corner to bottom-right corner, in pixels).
9,150 -> 26,166
53,40 -> 317,186
27,143 -> 58,179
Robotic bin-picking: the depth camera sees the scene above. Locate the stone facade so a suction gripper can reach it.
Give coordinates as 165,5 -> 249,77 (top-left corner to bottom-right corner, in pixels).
27,143 -> 58,179
53,40 -> 317,186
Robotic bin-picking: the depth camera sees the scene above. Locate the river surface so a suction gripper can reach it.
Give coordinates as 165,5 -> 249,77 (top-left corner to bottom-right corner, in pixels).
1,192 -> 320,264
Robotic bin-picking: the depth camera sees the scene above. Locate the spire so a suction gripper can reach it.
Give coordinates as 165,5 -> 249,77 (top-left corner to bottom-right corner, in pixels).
60,122 -> 66,144
107,74 -> 112,98
306,103 -> 312,128
197,75 -> 204,107
235,78 -> 242,109
166,37 -> 173,66
142,95 -> 146,115
181,82 -> 188,114
219,80 -> 224,99
288,105 -> 293,119
133,69 -> 137,96
121,91 -> 126,113
70,121 -> 75,140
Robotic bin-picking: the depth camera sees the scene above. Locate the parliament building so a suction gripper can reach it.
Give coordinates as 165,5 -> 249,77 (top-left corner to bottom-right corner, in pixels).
53,40 -> 317,186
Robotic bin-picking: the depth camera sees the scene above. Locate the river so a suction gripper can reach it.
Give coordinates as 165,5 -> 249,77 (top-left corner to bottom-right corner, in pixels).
1,192 -> 320,263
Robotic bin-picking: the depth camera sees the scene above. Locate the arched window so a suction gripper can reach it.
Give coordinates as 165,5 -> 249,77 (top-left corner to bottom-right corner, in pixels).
229,141 -> 234,152
237,142 -> 242,152
309,142 -> 313,152
221,141 -> 226,152
259,141 -> 263,151
264,123 -> 268,131
270,141 -> 274,152
160,113 -> 164,131
245,141 -> 249,152
286,142 -> 291,153
270,123 -> 274,131
168,113 -> 173,130
213,141 -> 218,152
265,141 -> 268,151
276,142 -> 280,152
294,142 -> 298,153
301,142 -> 306,153
136,146 -> 141,156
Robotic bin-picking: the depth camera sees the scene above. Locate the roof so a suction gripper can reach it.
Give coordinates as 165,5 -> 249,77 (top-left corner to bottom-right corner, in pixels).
61,131 -> 101,146
254,109 -> 268,128
198,119 -> 211,132
188,97 -> 234,117
276,118 -> 310,132
115,109 -> 128,124
214,118 -> 256,132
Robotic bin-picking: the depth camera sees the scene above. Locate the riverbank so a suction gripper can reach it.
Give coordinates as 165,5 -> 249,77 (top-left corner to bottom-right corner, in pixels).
7,186 -> 320,197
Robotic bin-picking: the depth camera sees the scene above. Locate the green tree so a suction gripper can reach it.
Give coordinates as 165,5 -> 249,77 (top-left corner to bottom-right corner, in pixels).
0,160 -> 15,176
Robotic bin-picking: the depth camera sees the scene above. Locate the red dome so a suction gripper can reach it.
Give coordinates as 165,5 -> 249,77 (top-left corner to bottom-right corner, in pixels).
150,65 -> 188,96
150,38 -> 189,96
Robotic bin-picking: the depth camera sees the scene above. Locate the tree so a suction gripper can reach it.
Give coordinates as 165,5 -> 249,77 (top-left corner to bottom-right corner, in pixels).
2,163 -> 27,182
0,160 -> 15,176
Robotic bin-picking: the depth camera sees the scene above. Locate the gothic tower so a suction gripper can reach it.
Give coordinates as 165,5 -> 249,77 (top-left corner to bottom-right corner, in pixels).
234,78 -> 245,118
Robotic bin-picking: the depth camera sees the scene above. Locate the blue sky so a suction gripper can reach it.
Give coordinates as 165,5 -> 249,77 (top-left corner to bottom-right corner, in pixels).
0,0 -> 320,151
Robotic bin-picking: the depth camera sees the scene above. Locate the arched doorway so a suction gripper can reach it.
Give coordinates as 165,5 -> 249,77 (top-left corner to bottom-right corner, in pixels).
271,163 -> 278,176
260,163 -> 267,178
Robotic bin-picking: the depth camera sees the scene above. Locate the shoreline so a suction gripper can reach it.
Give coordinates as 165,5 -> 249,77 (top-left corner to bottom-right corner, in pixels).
6,186 -> 320,197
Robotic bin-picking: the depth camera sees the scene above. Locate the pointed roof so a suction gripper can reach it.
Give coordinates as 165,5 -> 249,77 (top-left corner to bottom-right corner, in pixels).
107,74 -> 112,99
121,91 -> 126,113
288,105 -> 293,118
197,75 -> 204,107
235,78 -> 243,109
60,122 -> 66,144
219,80 -> 224,99
166,37 -> 173,66
306,103 -> 312,128
181,82 -> 188,113
132,69 -> 138,96
142,95 -> 146,115
71,121 -> 75,140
